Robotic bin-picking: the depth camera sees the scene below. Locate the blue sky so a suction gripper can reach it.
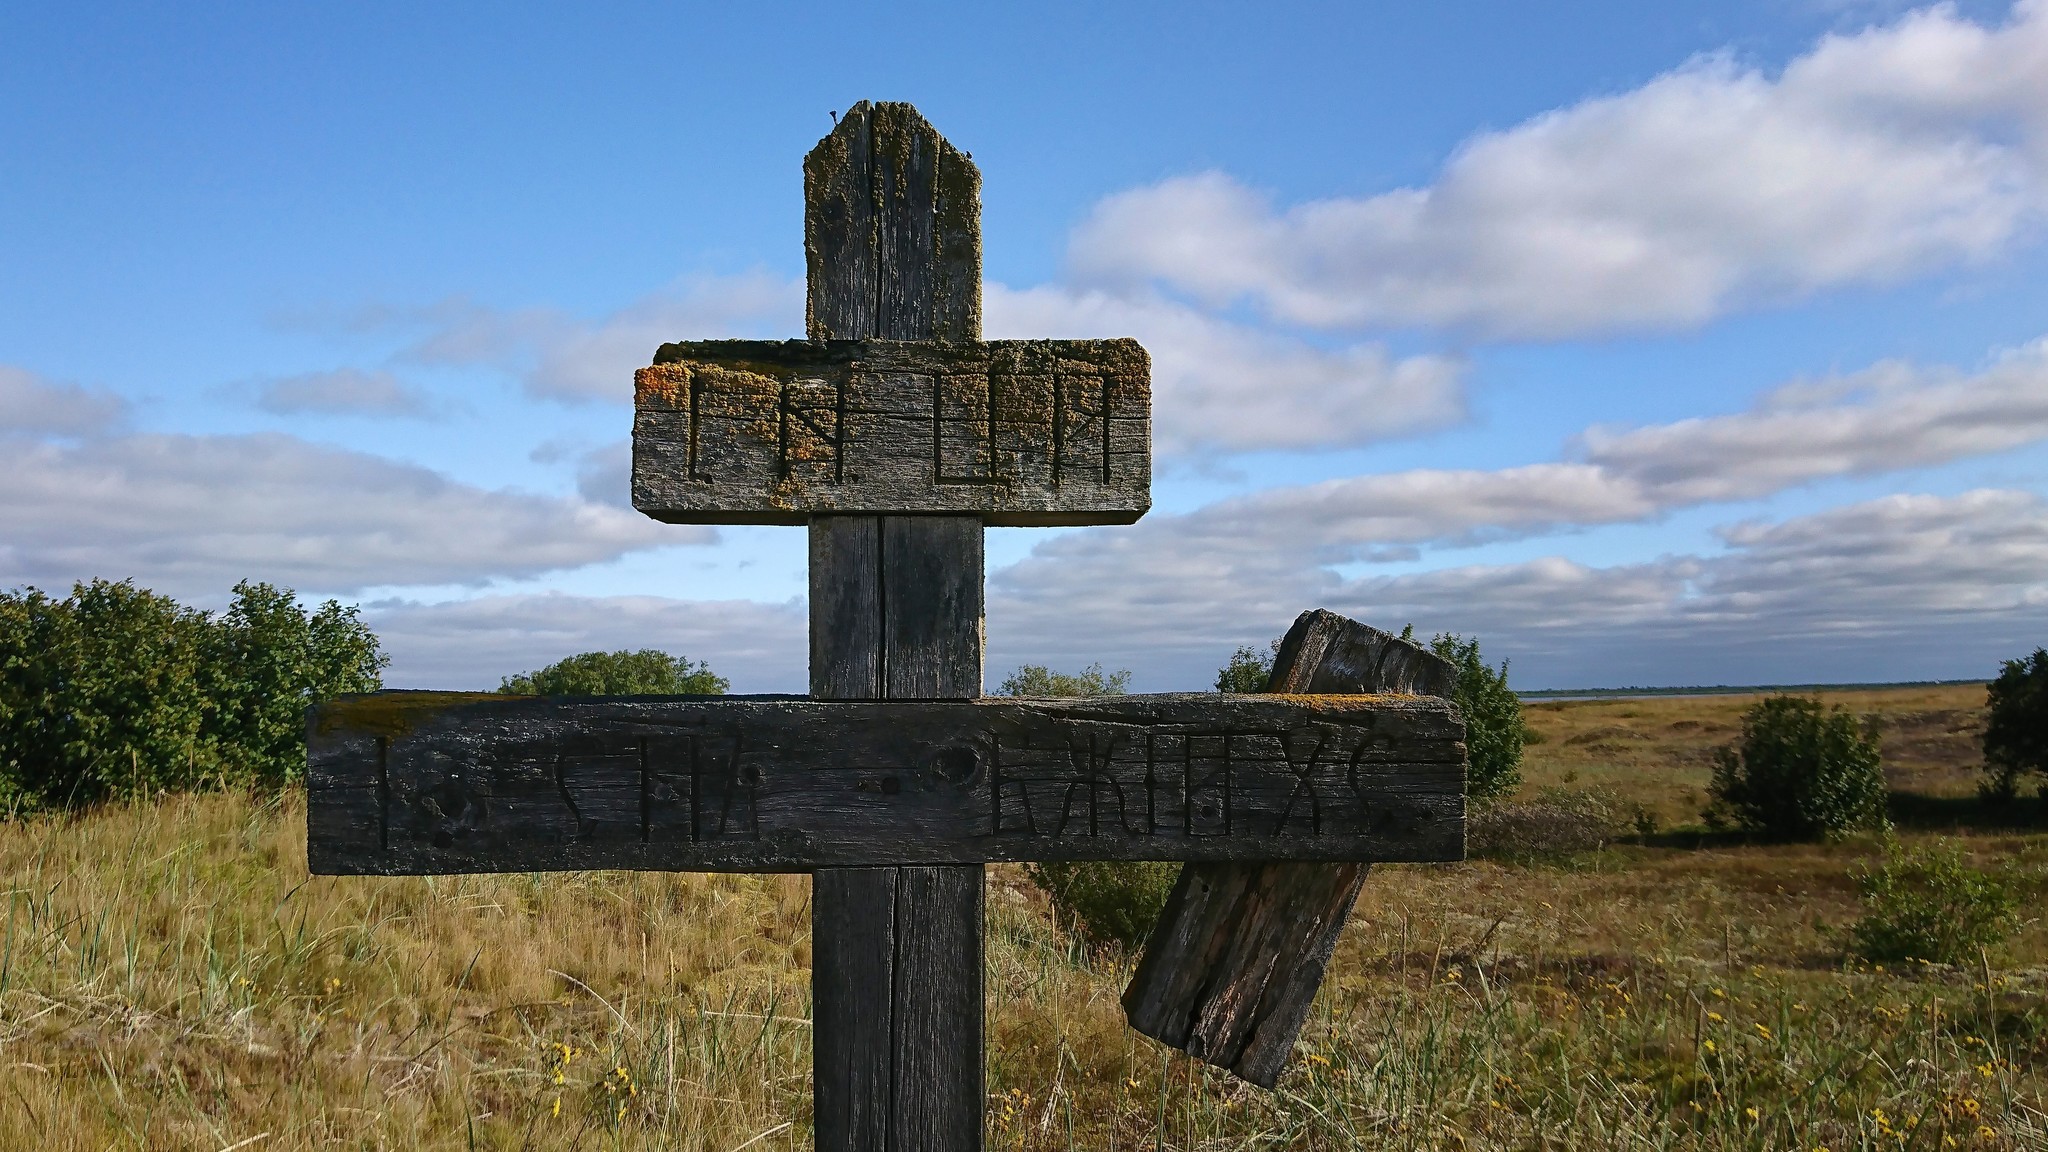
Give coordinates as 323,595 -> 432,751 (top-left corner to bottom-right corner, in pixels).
4,0 -> 2046,691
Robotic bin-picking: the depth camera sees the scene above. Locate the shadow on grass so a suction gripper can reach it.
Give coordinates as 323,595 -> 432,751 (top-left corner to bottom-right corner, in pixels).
1630,828 -> 1760,851
1887,791 -> 2048,832
1610,795 -> 2048,850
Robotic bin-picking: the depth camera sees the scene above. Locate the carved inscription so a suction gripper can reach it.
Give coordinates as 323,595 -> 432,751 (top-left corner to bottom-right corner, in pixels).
307,693 -> 1464,875
987,721 -> 1413,842
630,339 -> 1151,526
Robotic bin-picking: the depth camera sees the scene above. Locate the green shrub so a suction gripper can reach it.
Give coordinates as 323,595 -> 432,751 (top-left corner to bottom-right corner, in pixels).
997,662 -> 1130,697
1000,660 -> 1166,949
207,582 -> 387,787
499,649 -> 728,696
1982,647 -> 2048,802
1706,695 -> 1886,840
0,579 -> 385,809
1213,644 -> 1274,693
1848,839 -> 2021,964
1023,859 -> 1180,951
1419,630 -> 1525,801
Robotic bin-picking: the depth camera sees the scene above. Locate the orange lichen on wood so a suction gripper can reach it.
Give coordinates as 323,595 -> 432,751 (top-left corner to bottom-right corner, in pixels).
634,362 -> 692,410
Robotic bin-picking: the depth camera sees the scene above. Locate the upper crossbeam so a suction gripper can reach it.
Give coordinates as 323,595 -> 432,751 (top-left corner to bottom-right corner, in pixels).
632,338 -> 1151,525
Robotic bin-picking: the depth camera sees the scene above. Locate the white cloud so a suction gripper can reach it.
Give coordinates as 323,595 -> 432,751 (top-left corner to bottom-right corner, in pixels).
367,593 -> 806,691
1579,340 -> 2048,502
253,368 -> 434,417
986,285 -> 1465,453
0,365 -> 127,436
0,431 -> 698,599
978,329 -> 2048,685
985,489 -> 2048,689
571,440 -> 632,507
1069,2 -> 2048,337
394,272 -> 803,403
1177,335 -> 2048,554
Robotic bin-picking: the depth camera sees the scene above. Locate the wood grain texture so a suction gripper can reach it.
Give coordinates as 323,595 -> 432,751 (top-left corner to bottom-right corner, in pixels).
881,516 -> 983,700
1123,609 -> 1465,1088
303,691 -> 1467,875
804,101 -> 980,343
813,868 -> 896,1152
809,515 -> 883,699
890,864 -> 984,1152
804,100 -> 986,1152
631,338 -> 1151,525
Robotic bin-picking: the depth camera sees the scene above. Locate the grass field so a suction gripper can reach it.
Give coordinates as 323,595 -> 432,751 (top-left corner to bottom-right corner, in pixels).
3,683 -> 2045,1150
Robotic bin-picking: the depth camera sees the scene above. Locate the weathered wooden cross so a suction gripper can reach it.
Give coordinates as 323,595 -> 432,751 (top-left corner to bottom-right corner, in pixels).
306,102 -> 1467,1151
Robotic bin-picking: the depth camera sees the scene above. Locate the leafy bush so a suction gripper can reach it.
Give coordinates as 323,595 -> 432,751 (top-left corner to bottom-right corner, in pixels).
500,649 -> 728,696
1982,647 -> 2048,802
1418,630 -> 1525,801
1468,787 -> 1623,863
1000,661 -> 1168,950
1023,858 -> 1180,951
0,580 -> 385,809
1848,839 -> 2021,964
1213,644 -> 1274,693
1706,695 -> 1886,840
997,662 -> 1130,697
208,581 -> 389,787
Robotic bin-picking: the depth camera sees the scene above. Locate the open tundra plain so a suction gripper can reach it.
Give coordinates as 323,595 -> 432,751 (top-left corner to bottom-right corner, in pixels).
2,682 -> 2043,1151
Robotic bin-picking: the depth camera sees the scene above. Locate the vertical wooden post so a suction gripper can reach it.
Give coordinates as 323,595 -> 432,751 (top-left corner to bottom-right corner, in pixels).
806,101 -> 986,1152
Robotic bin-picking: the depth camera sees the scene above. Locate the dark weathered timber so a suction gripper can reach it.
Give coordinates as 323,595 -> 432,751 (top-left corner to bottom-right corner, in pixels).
1123,609 -> 1463,1088
891,864 -> 984,1151
304,691 -> 1465,875
881,515 -> 983,698
631,338 -> 1151,525
804,100 -> 987,1152
812,868 -> 895,1151
805,101 -> 980,343
1268,609 -> 1457,699
809,515 -> 885,699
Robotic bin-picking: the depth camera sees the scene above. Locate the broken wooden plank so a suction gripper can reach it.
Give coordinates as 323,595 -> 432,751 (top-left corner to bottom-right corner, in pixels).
1122,609 -> 1464,1088
305,690 -> 1464,876
631,337 -> 1152,526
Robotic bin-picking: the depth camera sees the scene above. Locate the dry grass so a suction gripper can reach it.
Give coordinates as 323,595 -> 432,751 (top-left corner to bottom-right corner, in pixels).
2,683 -> 2045,1149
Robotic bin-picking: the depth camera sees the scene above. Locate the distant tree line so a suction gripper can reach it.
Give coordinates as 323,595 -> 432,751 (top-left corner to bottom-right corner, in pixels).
0,580 -> 386,809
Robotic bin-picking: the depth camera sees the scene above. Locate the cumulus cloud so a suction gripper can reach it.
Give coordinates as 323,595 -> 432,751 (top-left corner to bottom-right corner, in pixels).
392,272 -> 803,403
986,285 -> 1465,453
366,593 -> 806,691
981,333 -> 2048,684
1069,2 -> 2048,337
0,365 -> 128,436
0,432 -> 699,598
986,489 -> 2048,689
1179,336 -> 2048,553
1578,341 -> 2048,502
571,440 -> 632,508
253,368 -> 434,417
